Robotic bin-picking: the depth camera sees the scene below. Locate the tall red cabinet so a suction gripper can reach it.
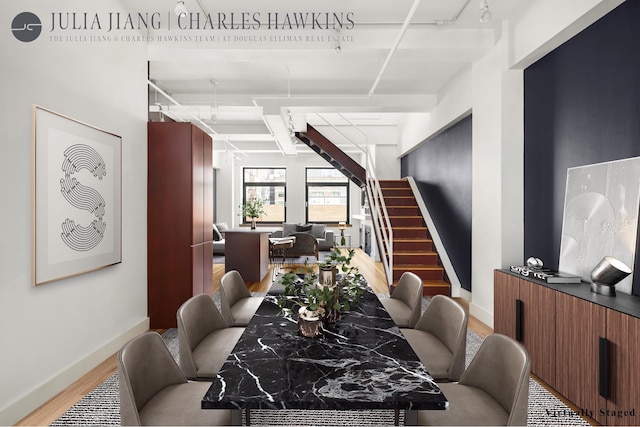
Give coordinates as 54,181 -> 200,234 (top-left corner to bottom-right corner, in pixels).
148,122 -> 213,329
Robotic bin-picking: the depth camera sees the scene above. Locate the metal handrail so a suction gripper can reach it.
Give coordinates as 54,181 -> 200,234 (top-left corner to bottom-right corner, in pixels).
364,152 -> 394,290
315,114 -> 394,290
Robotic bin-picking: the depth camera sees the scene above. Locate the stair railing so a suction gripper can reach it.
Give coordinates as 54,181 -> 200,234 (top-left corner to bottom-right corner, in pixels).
315,114 -> 394,290
364,151 -> 394,290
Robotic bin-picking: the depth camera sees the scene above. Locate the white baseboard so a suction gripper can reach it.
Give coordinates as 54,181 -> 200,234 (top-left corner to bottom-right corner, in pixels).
451,286 -> 471,301
470,302 -> 494,330
0,318 -> 149,426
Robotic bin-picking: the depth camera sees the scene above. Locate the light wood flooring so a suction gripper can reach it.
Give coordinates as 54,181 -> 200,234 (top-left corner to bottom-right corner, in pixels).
17,248 -> 492,426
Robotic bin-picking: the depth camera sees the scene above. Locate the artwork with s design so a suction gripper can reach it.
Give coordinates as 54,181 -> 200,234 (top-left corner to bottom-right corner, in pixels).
33,106 -> 121,285
59,144 -> 107,252
47,130 -> 114,260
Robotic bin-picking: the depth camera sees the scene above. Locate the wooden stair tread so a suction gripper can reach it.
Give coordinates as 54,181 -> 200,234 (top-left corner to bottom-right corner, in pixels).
379,178 -> 451,297
393,265 -> 443,270
393,279 -> 450,286
393,251 -> 438,255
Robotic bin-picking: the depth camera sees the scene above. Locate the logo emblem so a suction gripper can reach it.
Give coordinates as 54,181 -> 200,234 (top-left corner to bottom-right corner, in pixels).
12,12 -> 42,42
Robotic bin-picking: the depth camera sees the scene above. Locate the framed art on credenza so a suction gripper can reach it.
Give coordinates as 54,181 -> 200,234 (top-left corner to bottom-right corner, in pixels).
558,156 -> 640,295
32,105 -> 122,286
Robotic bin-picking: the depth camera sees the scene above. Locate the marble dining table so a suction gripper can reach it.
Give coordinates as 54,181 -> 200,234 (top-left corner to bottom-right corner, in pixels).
201,277 -> 448,424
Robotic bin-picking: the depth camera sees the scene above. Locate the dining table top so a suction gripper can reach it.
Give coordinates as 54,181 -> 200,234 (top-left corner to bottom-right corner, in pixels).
201,277 -> 448,411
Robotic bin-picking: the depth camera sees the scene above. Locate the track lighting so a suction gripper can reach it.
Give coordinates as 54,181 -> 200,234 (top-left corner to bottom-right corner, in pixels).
175,0 -> 187,17
479,0 -> 492,23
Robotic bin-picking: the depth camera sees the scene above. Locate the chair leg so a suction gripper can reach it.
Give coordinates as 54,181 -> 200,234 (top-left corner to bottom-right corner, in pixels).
404,409 -> 418,426
230,409 -> 243,426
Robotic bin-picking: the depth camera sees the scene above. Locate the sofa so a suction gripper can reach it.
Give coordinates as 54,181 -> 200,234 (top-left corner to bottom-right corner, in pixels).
270,223 -> 334,251
212,222 -> 228,254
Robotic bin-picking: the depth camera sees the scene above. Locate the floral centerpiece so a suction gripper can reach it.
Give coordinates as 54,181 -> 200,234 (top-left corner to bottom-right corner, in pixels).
238,197 -> 266,229
276,246 -> 365,337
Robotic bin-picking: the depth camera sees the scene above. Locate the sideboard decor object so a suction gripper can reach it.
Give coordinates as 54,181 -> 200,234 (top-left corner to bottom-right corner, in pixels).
590,256 -> 632,296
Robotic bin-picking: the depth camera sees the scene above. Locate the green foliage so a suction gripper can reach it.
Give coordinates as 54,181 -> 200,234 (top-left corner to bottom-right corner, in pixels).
276,251 -> 365,319
239,197 -> 266,219
319,246 -> 356,272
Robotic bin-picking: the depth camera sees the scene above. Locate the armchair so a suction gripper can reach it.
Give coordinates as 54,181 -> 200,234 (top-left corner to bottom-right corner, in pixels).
270,222 -> 335,251
286,232 -> 319,259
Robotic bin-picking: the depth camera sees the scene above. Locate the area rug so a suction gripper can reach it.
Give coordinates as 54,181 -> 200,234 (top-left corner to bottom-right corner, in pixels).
52,298 -> 590,426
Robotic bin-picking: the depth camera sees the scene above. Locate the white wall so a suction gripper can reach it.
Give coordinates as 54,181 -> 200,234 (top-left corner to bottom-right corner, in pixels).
508,0 -> 625,69
399,67 -> 473,157
470,27 -> 524,328
0,2 -> 149,424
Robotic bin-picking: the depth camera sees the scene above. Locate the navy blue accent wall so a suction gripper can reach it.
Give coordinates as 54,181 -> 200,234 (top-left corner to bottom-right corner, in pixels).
524,0 -> 640,296
400,115 -> 472,292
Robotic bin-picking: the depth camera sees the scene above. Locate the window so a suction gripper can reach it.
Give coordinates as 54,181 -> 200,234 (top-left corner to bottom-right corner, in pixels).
242,168 -> 286,224
306,168 -> 349,223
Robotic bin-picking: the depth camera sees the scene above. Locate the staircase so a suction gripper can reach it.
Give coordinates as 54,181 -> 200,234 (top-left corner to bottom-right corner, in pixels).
296,125 -> 450,296
296,124 -> 366,187
378,179 -> 451,297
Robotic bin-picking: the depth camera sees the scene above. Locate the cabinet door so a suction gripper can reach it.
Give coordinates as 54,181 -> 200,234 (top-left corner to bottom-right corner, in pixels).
494,270 -> 519,339
191,126 -> 205,245
556,292 -> 607,424
203,133 -> 213,243
519,279 -> 556,388
606,310 -> 640,426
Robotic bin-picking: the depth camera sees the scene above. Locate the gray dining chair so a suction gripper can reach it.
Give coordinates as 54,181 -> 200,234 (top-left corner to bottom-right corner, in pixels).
219,270 -> 264,326
380,271 -> 423,328
415,333 -> 531,426
401,294 -> 468,381
117,331 -> 236,426
176,293 -> 245,380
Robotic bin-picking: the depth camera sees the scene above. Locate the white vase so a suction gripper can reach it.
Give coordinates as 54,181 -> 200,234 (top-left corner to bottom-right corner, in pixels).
298,307 -> 323,337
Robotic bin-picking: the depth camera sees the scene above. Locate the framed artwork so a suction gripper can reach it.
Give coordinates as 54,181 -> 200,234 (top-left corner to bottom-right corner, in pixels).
32,105 -> 122,285
559,156 -> 640,295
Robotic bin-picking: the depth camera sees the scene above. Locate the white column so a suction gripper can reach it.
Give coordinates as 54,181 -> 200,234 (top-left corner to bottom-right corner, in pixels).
470,23 -> 524,328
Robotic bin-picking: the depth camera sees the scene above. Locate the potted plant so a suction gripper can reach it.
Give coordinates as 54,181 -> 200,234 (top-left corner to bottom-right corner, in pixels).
276,248 -> 365,334
318,245 -> 355,287
277,265 -> 327,337
239,197 -> 266,229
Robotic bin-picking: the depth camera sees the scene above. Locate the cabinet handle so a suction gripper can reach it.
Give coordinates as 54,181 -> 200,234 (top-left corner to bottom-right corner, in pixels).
515,299 -> 523,342
599,337 -> 610,399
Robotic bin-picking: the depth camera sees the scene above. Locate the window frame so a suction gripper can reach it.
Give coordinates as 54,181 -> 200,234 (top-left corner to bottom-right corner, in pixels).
304,167 -> 350,224
242,167 -> 287,225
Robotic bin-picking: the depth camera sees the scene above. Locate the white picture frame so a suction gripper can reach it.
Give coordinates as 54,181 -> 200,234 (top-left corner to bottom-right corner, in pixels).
32,105 -> 122,286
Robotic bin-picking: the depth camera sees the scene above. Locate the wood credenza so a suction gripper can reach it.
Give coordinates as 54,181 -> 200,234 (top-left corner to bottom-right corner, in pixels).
494,269 -> 640,425
148,122 -> 213,329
